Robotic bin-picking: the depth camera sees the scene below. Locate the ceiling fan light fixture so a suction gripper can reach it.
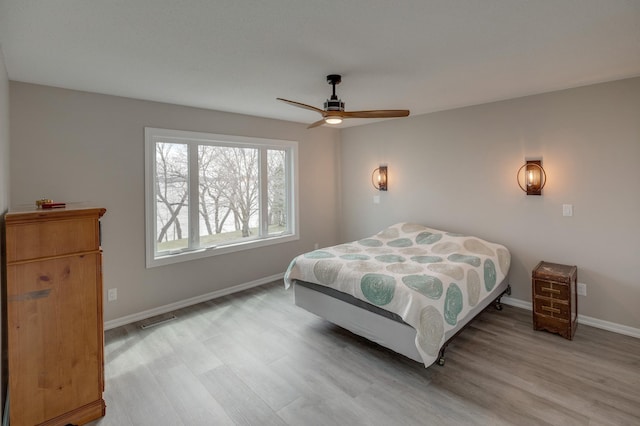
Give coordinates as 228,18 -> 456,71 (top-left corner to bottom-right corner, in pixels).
324,117 -> 343,125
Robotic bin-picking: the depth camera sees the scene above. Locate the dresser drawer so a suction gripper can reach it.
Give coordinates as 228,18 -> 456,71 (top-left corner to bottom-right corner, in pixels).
5,208 -> 105,263
7,218 -> 100,262
534,279 -> 569,301
534,297 -> 570,319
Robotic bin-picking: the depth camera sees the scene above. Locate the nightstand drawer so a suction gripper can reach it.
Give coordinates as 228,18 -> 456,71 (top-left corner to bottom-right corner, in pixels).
534,279 -> 569,301
534,297 -> 570,319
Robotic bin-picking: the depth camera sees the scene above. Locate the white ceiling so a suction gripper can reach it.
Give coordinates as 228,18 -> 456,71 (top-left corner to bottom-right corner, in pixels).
1,0 -> 639,127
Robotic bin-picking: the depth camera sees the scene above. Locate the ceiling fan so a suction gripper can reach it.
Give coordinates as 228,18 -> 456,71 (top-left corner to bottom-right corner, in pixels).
277,74 -> 410,129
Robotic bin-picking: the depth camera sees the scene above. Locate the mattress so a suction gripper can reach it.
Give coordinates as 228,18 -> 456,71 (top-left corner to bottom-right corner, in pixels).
284,222 -> 511,366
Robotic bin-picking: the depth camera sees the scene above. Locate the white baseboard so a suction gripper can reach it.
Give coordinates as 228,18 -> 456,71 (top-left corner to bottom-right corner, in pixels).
501,296 -> 532,311
502,296 -> 640,339
104,278 -> 639,340
104,273 -> 284,330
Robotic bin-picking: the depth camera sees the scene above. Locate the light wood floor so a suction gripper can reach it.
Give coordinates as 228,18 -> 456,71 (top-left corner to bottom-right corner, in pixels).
91,280 -> 640,426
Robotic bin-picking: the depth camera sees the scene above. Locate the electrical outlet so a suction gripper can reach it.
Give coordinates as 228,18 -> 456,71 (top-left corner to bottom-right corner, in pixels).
108,288 -> 118,302
577,282 -> 587,296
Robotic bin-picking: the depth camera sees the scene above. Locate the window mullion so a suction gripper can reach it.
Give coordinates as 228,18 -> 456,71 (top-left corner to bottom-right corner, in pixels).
189,143 -> 200,249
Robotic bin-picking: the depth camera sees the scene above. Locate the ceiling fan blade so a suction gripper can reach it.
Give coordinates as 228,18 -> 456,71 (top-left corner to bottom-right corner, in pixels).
342,110 -> 410,119
277,98 -> 324,114
307,119 -> 327,129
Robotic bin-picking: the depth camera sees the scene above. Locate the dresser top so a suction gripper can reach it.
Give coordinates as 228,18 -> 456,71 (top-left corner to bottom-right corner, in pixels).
6,204 -> 106,223
533,261 -> 577,282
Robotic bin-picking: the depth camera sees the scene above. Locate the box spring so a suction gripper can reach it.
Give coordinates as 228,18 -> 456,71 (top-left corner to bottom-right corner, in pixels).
293,278 -> 509,364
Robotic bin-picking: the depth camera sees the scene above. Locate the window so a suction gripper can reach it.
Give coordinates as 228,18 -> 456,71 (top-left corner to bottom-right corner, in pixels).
145,127 -> 298,267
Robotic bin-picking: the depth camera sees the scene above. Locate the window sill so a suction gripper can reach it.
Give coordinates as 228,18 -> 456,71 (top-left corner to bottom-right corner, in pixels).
146,233 -> 299,268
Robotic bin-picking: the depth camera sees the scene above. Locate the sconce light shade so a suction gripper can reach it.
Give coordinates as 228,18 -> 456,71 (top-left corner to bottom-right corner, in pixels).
517,160 -> 546,195
372,165 -> 388,191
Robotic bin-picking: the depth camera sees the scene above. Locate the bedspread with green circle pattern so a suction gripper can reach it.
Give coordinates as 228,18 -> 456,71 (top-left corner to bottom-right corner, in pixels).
285,223 -> 511,367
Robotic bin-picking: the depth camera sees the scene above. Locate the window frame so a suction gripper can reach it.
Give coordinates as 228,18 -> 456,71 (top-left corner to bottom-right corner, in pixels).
145,127 -> 299,268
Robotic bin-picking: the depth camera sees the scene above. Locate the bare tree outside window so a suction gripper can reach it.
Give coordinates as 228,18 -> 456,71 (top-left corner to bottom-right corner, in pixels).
155,142 -> 189,252
199,146 -> 260,242
222,147 -> 259,238
268,149 -> 287,234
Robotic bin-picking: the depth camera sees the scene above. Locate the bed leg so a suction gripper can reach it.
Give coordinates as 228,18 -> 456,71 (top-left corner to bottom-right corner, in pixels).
436,346 -> 447,366
493,285 -> 511,311
435,284 -> 511,367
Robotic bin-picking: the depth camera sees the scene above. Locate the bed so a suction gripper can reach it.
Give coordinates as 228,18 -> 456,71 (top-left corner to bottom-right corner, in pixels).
284,223 -> 511,367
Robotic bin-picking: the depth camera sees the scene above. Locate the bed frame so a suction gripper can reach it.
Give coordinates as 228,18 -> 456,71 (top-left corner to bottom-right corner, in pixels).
293,278 -> 511,366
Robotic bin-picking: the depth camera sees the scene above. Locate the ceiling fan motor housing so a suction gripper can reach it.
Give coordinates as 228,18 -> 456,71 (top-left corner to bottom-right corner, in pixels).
325,74 -> 345,111
324,98 -> 345,111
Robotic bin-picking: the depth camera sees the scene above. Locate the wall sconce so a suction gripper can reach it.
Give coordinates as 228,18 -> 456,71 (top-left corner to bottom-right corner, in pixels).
517,160 -> 546,195
372,165 -> 388,191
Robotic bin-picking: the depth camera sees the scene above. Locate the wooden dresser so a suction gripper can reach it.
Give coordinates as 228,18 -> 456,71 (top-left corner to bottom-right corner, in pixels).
4,206 -> 106,426
532,261 -> 577,340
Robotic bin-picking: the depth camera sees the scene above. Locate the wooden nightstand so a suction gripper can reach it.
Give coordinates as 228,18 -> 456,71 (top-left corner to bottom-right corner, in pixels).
532,261 -> 577,340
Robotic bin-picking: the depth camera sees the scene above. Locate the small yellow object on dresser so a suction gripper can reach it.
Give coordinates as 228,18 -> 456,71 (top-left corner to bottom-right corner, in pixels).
532,261 -> 578,340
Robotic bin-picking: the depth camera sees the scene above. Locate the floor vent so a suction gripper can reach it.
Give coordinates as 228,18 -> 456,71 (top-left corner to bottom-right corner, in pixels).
139,314 -> 177,329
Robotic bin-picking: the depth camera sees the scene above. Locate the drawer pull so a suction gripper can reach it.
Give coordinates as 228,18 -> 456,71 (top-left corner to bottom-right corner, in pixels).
541,306 -> 561,314
541,287 -> 561,294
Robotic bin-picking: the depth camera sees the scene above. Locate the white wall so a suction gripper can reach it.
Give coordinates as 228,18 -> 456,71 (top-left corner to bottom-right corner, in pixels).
0,44 -> 10,423
9,82 -> 341,322
340,77 -> 640,330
